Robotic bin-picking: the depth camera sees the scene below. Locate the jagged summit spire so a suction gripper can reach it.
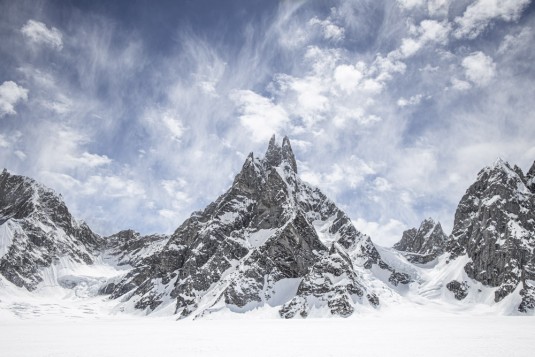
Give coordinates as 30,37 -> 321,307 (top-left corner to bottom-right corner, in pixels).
526,160 -> 535,192
263,134 -> 297,173
527,160 -> 535,178
281,136 -> 297,173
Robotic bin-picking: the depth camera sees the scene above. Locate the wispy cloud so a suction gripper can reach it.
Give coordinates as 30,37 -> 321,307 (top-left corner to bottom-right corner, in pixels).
21,20 -> 63,50
1,0 -> 534,247
454,0 -> 531,39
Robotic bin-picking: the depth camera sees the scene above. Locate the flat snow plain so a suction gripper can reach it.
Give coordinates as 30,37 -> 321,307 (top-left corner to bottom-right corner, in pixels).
1,308 -> 534,357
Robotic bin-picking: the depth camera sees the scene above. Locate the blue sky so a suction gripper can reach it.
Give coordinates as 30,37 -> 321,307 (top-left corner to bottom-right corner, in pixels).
1,0 -> 534,245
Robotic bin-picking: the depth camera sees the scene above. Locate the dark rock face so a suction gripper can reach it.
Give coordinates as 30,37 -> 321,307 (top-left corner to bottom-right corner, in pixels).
104,229 -> 168,267
394,218 -> 447,264
0,169 -> 101,290
446,280 -> 469,300
279,244 -> 375,318
445,159 -> 535,310
109,136 -> 405,318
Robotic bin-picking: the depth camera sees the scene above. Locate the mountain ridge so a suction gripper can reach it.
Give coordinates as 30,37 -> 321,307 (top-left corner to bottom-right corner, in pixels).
1,139 -> 534,317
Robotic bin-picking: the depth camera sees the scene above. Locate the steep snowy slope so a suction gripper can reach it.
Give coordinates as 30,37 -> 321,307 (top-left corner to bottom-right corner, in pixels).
389,159 -> 535,314
108,136 -> 409,318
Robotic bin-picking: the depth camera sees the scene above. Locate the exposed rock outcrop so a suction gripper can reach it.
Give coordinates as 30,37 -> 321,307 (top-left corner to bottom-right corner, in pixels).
394,218 -> 447,264
0,169 -> 101,290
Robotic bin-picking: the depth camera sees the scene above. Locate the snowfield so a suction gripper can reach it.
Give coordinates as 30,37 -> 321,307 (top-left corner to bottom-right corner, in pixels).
1,312 -> 534,357
1,247 -> 534,357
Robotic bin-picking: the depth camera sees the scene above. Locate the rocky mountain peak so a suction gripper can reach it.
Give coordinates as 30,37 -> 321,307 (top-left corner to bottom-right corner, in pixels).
393,217 -> 447,264
0,170 -> 101,290
106,134 -> 408,318
526,160 -> 535,192
263,134 -> 297,173
446,157 -> 535,307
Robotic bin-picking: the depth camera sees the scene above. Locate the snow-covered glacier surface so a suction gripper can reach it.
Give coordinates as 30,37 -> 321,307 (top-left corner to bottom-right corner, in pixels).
0,253 -> 534,357
0,312 -> 533,357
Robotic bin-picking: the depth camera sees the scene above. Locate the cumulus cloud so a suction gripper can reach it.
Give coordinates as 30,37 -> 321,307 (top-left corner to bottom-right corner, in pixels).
231,90 -> 290,142
309,17 -> 345,41
0,81 -> 28,117
334,63 -> 364,93
394,20 -> 451,59
21,19 -> 63,50
454,0 -> 531,39
462,51 -> 496,87
2,0 -> 535,241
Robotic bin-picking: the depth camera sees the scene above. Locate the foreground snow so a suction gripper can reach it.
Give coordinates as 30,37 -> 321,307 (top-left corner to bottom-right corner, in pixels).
1,262 -> 534,357
1,311 -> 533,357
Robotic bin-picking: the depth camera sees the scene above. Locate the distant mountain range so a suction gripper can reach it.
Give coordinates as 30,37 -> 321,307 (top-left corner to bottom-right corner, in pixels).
1,136 -> 534,318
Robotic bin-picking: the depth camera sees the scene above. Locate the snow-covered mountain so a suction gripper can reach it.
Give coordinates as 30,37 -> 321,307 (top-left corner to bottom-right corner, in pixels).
1,139 -> 534,318
393,218 -> 447,264
442,159 -> 535,311
106,136 -> 409,318
0,169 -> 101,290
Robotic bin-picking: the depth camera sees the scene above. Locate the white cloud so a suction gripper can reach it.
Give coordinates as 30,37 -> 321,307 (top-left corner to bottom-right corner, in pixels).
451,78 -> 472,91
397,0 -> 426,11
353,218 -> 407,247
399,38 -> 422,58
454,0 -> 531,39
0,134 -> 9,148
231,90 -> 290,142
198,81 -> 218,96
397,0 -> 450,17
161,178 -> 191,204
427,0 -> 450,17
21,19 -> 63,50
395,20 -> 451,59
82,175 -> 145,198
418,20 -> 450,44
33,126 -> 112,172
498,26 -> 533,54
301,156 -> 376,195
76,152 -> 112,167
0,81 -> 28,117
374,177 -> 392,192
462,51 -> 496,87
39,94 -> 73,114
397,94 -> 424,107
309,17 -> 345,41
334,63 -> 364,93
161,113 -> 185,141
14,150 -> 27,160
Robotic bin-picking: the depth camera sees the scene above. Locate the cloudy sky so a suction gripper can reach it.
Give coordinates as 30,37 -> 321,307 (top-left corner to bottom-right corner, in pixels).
1,0 -> 534,246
